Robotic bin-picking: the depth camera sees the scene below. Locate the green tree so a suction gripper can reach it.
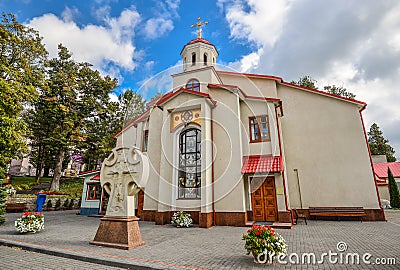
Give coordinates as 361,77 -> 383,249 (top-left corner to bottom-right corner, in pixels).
368,123 -> 396,162
388,168 -> 400,208
290,75 -> 318,89
0,13 -> 47,177
118,89 -> 146,126
323,85 -> 356,99
291,76 -> 356,99
44,45 -> 118,191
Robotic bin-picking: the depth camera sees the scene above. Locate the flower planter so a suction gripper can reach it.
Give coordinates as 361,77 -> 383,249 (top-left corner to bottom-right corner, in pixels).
15,212 -> 44,233
243,225 -> 287,264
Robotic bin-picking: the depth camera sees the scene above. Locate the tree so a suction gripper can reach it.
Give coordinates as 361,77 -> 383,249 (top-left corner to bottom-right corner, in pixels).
388,168 -> 400,208
323,85 -> 356,99
290,76 -> 318,90
43,44 -> 118,191
291,76 -> 356,99
118,89 -> 146,126
368,123 -> 396,162
0,13 -> 47,177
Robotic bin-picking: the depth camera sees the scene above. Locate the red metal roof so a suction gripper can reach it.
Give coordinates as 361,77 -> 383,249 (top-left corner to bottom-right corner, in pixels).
90,174 -> 100,181
373,162 -> 400,178
242,155 -> 282,174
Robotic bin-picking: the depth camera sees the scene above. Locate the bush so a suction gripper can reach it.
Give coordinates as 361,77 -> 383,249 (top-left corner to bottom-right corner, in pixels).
0,179 -> 6,225
388,168 -> 400,208
46,199 -> 53,210
68,199 -> 75,209
55,198 -> 61,209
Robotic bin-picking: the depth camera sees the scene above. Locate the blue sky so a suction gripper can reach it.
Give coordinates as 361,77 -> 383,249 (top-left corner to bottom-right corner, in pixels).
2,0 -> 400,157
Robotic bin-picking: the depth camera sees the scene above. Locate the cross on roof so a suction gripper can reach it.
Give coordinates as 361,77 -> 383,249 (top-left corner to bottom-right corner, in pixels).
190,17 -> 208,39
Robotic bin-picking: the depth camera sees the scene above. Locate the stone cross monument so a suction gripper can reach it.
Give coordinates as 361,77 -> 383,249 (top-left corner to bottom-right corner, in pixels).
90,146 -> 149,250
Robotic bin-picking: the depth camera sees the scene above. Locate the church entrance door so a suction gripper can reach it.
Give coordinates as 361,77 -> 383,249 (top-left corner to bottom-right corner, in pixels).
250,177 -> 277,222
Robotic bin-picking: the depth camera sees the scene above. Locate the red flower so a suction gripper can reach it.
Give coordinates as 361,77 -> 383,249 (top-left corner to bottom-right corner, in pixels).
270,231 -> 275,236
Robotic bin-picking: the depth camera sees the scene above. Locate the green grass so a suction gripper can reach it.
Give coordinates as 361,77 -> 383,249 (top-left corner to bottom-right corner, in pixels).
59,180 -> 84,198
11,176 -> 52,190
10,176 -> 83,198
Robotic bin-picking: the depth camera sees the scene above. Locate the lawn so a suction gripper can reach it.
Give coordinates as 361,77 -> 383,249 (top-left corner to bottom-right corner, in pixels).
9,176 -> 83,198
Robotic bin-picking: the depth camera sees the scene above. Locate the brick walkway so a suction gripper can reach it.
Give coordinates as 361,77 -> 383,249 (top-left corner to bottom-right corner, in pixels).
0,210 -> 399,269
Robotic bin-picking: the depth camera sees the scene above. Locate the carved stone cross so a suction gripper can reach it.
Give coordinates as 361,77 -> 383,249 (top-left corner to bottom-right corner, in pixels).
100,146 -> 149,217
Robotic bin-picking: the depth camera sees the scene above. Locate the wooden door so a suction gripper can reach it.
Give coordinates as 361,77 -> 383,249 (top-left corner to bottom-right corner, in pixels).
136,189 -> 144,217
250,177 -> 277,221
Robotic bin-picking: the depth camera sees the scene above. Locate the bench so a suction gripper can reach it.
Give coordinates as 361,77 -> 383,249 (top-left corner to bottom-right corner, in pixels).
6,203 -> 27,213
309,207 -> 366,221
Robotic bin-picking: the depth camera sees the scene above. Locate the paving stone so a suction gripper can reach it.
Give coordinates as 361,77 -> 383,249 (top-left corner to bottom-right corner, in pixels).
0,210 -> 399,269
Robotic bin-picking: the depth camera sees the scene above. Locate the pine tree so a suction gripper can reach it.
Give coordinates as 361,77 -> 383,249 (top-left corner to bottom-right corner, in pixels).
368,123 -> 396,162
388,168 -> 400,208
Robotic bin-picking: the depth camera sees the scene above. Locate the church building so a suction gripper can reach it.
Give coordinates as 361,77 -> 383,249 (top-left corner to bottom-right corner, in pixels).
113,21 -> 385,227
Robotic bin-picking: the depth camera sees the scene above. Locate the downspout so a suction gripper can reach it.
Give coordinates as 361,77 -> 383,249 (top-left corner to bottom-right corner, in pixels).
275,103 -> 292,223
359,106 -> 386,221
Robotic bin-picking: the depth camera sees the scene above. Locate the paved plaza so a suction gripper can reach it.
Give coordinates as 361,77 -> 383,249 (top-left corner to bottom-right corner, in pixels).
0,210 -> 399,269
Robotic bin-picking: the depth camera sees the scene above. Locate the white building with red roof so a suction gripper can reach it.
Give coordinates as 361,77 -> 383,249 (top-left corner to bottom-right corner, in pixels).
113,34 -> 384,227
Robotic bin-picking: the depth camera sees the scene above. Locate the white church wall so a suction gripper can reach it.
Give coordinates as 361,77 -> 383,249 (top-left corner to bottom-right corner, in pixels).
172,67 -> 221,93
278,84 -> 380,209
211,87 -> 246,212
218,72 -> 278,98
143,108 -> 163,211
239,100 -> 280,156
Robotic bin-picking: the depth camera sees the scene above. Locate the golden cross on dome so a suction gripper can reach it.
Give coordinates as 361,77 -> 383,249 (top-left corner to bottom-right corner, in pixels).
190,17 -> 208,39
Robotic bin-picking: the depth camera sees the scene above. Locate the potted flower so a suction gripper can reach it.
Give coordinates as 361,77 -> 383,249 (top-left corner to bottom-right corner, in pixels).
242,225 -> 287,264
171,211 -> 193,227
15,212 -> 44,233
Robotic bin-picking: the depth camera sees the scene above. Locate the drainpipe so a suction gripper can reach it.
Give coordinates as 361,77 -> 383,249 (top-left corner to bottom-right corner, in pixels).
294,169 -> 303,209
275,104 -> 292,223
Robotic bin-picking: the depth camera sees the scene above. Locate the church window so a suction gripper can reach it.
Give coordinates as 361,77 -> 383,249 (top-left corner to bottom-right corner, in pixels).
142,130 -> 149,152
87,183 -> 101,200
204,53 -> 208,65
192,53 -> 196,65
178,128 -> 201,199
249,115 -> 270,142
186,79 -> 200,91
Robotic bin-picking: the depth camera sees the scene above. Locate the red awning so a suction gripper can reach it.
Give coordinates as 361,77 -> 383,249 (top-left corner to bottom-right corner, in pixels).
90,174 -> 100,181
242,155 -> 282,174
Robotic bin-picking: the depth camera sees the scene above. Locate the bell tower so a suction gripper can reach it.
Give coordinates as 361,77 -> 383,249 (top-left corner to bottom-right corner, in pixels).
180,17 -> 219,72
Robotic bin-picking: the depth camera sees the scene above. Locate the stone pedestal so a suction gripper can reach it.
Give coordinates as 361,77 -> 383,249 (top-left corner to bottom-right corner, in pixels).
90,216 -> 144,250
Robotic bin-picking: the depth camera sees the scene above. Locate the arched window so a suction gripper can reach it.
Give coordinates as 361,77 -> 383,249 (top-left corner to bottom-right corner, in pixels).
186,79 -> 200,92
178,128 -> 201,199
203,53 -> 208,65
192,53 -> 196,65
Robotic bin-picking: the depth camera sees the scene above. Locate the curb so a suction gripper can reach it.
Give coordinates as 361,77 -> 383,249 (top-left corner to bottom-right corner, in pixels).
0,238 -> 201,270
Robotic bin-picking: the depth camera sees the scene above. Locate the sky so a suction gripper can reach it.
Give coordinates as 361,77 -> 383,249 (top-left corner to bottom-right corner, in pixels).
2,0 -> 400,158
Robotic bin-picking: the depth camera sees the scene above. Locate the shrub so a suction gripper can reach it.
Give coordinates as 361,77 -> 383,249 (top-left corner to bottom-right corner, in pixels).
388,168 -> 400,208
63,199 -> 69,209
55,198 -> 61,209
46,199 -> 53,209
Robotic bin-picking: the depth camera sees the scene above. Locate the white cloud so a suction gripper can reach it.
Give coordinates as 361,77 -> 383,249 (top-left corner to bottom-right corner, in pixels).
28,6 -> 140,76
141,0 -> 180,40
61,6 -> 79,22
220,0 -> 400,158
220,0 -> 291,47
143,18 -> 174,40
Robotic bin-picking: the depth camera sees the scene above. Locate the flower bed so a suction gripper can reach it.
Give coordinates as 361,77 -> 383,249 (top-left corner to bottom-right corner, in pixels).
171,211 -> 193,227
15,212 -> 44,233
242,225 -> 287,263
